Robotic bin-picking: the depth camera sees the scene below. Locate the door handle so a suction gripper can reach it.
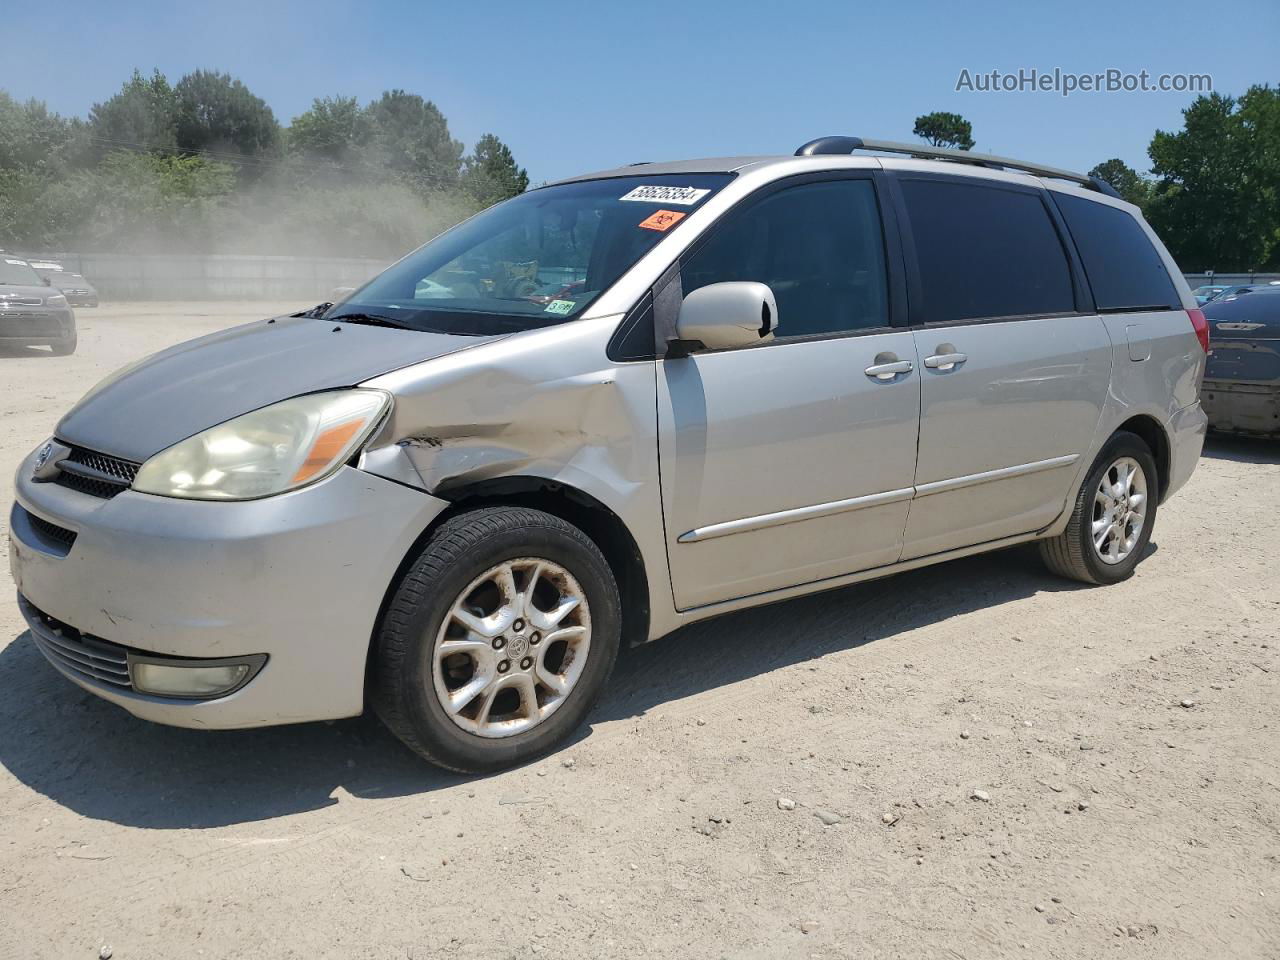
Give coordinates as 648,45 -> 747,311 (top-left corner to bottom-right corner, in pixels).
924,351 -> 968,371
864,359 -> 914,381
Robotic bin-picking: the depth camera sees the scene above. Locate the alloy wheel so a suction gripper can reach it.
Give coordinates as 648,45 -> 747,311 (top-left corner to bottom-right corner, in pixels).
432,558 -> 591,738
1091,456 -> 1148,565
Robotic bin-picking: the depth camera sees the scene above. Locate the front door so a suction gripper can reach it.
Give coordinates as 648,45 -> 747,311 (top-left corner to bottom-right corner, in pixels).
656,175 -> 921,609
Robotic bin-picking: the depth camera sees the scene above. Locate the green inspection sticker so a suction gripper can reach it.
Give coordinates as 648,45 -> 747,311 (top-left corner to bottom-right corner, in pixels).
544,299 -> 576,315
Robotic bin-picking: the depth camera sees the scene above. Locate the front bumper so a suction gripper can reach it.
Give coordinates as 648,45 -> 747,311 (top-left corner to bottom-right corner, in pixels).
10,450 -> 449,729
0,308 -> 74,343
1202,379 -> 1280,436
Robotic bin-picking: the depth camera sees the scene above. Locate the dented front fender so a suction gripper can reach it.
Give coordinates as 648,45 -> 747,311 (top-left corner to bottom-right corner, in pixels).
357,314 -> 676,640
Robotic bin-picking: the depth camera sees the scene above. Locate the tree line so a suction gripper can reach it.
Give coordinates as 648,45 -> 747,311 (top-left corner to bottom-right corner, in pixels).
0,69 -> 529,258
2,72 -> 1275,271
915,93 -> 1280,273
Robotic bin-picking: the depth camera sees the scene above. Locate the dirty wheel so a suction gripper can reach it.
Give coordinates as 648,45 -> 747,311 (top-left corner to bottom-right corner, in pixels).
372,506 -> 620,772
1039,431 -> 1159,585
49,331 -> 77,356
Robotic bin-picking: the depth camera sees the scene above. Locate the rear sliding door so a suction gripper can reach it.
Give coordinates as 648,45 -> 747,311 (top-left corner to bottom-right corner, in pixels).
891,173 -> 1112,559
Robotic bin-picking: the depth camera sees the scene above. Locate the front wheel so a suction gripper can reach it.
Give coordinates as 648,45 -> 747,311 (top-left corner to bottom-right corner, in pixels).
372,506 -> 621,772
1039,431 -> 1159,585
49,331 -> 77,356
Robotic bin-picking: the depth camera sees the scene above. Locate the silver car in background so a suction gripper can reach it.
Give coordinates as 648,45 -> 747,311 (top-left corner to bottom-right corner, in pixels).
10,137 -> 1208,771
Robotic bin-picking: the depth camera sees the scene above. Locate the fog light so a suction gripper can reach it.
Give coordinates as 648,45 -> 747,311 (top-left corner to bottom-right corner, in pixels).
130,655 -> 265,698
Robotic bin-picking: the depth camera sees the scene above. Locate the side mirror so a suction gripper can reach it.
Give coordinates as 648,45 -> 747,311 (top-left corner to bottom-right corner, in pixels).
672,281 -> 777,354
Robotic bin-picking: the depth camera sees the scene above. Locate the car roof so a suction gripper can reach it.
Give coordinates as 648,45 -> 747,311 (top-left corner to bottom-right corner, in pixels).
547,156 -> 777,184
545,153 -> 1129,208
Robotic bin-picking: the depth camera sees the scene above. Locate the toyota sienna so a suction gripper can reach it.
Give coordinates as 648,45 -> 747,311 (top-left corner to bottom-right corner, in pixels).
10,137 -> 1209,771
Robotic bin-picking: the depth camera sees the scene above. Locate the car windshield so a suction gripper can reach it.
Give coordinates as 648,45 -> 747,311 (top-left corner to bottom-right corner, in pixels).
330,173 -> 732,335
0,258 -> 43,286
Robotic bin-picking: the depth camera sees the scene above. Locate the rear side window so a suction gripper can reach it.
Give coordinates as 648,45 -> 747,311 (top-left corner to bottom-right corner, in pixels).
899,178 -> 1075,324
1054,193 -> 1180,312
681,178 -> 889,338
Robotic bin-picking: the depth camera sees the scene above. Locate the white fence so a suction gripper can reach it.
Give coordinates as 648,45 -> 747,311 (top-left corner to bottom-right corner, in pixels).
1184,273 -> 1280,287
23,253 -> 390,301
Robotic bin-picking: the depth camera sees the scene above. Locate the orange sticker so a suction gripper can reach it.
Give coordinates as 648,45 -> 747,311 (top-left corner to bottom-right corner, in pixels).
638,209 -> 686,232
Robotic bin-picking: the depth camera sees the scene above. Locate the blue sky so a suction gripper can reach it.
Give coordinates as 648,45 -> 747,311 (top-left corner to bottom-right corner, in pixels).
3,0 -> 1275,184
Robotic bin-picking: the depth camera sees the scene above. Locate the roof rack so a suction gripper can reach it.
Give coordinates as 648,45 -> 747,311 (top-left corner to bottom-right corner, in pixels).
794,136 -> 1121,199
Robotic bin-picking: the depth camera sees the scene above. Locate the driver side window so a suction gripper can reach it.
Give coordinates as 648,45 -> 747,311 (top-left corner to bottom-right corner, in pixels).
680,178 -> 890,339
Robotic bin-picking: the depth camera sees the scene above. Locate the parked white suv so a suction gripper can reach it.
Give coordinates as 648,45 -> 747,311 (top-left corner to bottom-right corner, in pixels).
11,137 -> 1208,771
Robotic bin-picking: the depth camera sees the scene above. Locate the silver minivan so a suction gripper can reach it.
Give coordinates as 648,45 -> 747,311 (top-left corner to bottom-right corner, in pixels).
10,138 -> 1209,771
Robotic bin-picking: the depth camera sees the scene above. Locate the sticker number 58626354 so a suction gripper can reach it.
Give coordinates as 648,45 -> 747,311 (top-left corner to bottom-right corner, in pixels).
619,185 -> 711,205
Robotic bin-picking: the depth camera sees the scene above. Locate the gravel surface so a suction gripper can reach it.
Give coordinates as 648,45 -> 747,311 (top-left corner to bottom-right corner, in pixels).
2,303 -> 1278,959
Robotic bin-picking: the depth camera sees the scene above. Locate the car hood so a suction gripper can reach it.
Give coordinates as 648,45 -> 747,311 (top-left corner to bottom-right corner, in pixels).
56,315 -> 497,463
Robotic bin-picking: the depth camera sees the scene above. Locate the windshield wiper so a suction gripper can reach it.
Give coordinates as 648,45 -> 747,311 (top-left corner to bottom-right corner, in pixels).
328,311 -> 417,330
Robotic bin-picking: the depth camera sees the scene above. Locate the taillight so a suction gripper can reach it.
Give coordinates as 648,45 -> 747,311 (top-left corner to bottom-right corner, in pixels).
1187,308 -> 1210,353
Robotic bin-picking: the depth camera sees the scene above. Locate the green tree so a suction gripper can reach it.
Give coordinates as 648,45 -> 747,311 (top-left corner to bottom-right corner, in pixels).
0,92 -> 84,173
913,111 -> 975,150
288,95 -> 370,163
79,151 -> 237,251
1088,158 -> 1152,208
366,90 -> 463,188
0,93 -> 94,247
173,70 -> 280,158
463,133 -> 529,207
88,69 -> 178,155
1145,85 -> 1280,271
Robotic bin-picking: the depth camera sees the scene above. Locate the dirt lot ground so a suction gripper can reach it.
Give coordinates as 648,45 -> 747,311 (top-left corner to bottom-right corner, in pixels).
1,302 -> 1277,959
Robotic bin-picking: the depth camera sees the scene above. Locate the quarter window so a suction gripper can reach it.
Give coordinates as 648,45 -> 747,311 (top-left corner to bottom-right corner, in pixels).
1053,193 -> 1181,312
681,179 -> 890,338
899,178 -> 1076,324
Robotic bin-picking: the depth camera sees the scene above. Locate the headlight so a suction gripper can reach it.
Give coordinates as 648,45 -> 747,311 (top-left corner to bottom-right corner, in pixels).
133,389 -> 391,500
45,293 -> 68,306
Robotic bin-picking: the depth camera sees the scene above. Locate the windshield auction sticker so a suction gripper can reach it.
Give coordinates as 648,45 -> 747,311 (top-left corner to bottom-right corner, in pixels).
638,210 -> 686,232
544,299 -> 576,315
619,185 -> 711,205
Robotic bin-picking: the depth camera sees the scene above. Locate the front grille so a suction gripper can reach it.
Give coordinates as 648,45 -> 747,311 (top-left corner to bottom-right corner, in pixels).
21,598 -> 133,690
53,443 -> 139,499
65,446 -> 139,482
0,297 -> 43,306
27,513 -> 77,548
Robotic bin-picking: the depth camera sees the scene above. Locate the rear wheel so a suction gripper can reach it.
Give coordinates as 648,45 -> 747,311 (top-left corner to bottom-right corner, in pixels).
372,506 -> 620,772
1039,431 -> 1158,585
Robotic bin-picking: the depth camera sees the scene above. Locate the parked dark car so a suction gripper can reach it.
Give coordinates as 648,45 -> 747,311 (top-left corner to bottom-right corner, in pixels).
1201,288 -> 1280,436
30,262 -> 100,307
0,256 -> 77,355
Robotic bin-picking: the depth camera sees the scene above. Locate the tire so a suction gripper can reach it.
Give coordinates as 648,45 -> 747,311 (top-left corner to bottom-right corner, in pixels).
49,331 -> 77,356
372,506 -> 621,772
1039,431 -> 1159,585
